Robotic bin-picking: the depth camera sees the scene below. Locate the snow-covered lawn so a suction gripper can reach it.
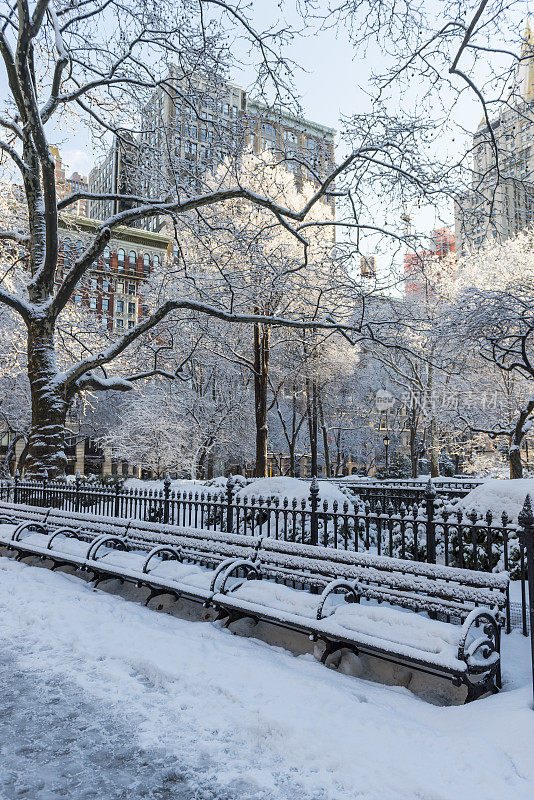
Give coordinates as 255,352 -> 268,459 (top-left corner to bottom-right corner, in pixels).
1,557 -> 533,800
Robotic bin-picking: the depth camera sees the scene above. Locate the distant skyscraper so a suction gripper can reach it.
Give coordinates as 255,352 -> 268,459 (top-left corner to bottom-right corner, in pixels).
404,228 -> 455,297
455,23 -> 534,252
360,255 -> 376,277
87,71 -> 336,231
50,146 -> 88,216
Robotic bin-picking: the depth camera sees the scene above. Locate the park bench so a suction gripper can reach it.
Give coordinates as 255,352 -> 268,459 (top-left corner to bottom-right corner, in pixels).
0,501 -> 508,701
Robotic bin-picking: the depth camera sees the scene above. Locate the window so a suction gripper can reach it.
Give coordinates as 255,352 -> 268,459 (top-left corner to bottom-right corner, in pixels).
116,281 -> 124,294
102,280 -> 109,292
101,318 -> 108,329
90,278 -> 97,291
143,254 -> 150,273
74,295 -> 81,305
102,298 -> 109,311
128,251 -> 136,269
116,319 -> 124,328
89,297 -> 97,310
261,122 -> 276,137
117,248 -> 125,266
128,302 -> 136,315
128,320 -> 135,328
128,283 -> 136,295
153,255 -> 160,268
116,300 -> 124,312
285,130 -> 298,143
103,245 -> 110,264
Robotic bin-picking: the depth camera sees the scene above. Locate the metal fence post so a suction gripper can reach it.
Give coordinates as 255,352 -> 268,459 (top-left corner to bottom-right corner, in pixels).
309,477 -> 319,546
42,470 -> 48,507
226,474 -> 235,532
518,494 -> 534,709
75,470 -> 81,512
425,478 -> 437,563
13,469 -> 19,505
163,474 -> 171,524
114,479 -> 122,518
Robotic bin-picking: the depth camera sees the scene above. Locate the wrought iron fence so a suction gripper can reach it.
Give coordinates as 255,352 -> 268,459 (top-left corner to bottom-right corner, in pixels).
0,472 -> 520,573
328,478 -> 482,512
1,472 -> 534,638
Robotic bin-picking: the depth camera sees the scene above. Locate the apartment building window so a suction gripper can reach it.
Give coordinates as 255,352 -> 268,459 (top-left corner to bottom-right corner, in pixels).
101,318 -> 108,329
116,281 -> 124,294
102,298 -> 109,311
262,122 -> 276,137
103,245 -> 110,265
74,295 -> 81,305
90,278 -> 97,291
116,319 -> 124,328
285,130 -> 298,143
116,300 -> 124,312
128,320 -> 135,328
117,248 -> 125,268
89,297 -> 97,310
153,255 -> 160,267
102,280 -> 109,292
128,250 -> 136,270
128,301 -> 136,315
128,283 -> 136,295
143,254 -> 150,274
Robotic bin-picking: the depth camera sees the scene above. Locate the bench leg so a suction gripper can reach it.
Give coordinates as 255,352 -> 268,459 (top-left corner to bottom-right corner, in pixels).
319,640 -> 344,666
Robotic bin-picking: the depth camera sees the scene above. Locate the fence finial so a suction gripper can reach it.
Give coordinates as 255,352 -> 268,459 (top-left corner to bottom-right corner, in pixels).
425,478 -> 437,497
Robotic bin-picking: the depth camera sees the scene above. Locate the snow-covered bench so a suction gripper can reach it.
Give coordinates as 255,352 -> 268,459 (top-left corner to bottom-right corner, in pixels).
0,503 -> 262,607
209,538 -> 508,701
0,502 -> 508,700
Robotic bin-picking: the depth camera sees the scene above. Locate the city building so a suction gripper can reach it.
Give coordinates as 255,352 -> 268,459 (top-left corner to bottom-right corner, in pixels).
244,100 -> 335,205
455,23 -> 534,253
57,214 -> 169,333
404,227 -> 455,297
87,71 -> 336,231
50,146 -> 88,216
88,134 -> 140,222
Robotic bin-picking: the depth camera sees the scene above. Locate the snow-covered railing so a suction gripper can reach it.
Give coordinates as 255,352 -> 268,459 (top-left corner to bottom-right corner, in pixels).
328,477 -> 482,511
0,474 -> 523,589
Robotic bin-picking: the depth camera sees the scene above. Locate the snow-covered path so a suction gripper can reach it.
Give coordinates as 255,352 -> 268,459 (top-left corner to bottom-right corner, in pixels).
0,646 -> 196,799
1,556 -> 533,800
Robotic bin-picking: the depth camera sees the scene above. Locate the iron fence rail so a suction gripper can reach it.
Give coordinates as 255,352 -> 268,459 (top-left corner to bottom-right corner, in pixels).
1,473 -> 533,639
0,473 -> 519,572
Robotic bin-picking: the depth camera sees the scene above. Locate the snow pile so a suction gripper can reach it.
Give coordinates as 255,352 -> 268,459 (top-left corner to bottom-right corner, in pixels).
0,557 -> 532,799
453,478 -> 534,522
236,476 -> 357,510
123,476 -> 247,495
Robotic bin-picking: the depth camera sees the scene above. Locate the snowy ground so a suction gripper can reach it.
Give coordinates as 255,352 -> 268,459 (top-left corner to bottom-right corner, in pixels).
1,557 -> 533,800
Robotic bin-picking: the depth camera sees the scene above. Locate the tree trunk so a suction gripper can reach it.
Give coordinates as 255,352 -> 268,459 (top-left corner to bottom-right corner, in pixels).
318,393 -> 331,478
306,378 -> 318,477
253,321 -> 269,478
24,319 -> 69,479
510,445 -> 523,479
429,417 -> 440,478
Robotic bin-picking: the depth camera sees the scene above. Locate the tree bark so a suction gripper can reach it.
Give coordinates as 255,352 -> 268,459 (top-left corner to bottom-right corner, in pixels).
429,417 -> 440,478
317,393 -> 331,478
253,321 -> 269,478
24,319 -> 69,479
509,445 -> 523,479
306,378 -> 318,477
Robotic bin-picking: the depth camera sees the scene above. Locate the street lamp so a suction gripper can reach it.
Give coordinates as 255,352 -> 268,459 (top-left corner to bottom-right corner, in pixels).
383,433 -> 390,471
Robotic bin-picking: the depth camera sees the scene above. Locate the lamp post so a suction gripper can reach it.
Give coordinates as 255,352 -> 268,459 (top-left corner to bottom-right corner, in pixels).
383,432 -> 390,472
